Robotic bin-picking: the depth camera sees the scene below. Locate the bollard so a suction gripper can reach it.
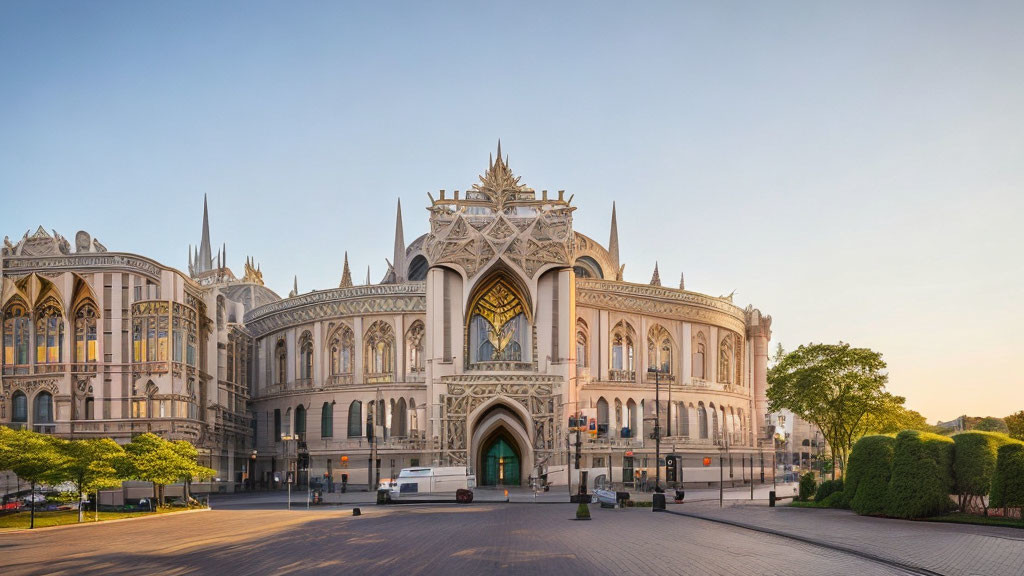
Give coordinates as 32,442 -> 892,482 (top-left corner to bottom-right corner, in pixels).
769,491 -> 776,507
652,492 -> 666,512
352,507 -> 361,516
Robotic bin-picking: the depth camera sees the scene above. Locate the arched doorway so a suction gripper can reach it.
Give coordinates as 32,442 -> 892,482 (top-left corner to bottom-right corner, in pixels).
469,400 -> 533,487
480,433 -> 521,486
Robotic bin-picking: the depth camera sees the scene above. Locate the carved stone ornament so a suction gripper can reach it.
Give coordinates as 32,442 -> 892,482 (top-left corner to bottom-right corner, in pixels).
422,146 -> 576,283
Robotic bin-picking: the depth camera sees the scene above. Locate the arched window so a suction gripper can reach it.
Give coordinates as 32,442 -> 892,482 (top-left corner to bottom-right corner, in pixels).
406,321 -> 425,375
610,321 -> 636,378
275,339 -> 287,384
718,333 -> 733,383
627,399 -> 637,436
467,276 -> 530,364
409,399 -> 418,433
321,402 -> 334,438
2,302 -> 31,372
596,397 -> 609,437
298,331 -> 313,380
364,321 -> 395,382
74,303 -> 98,363
710,403 -> 720,441
12,390 -> 28,423
34,392 -> 54,426
347,401 -> 362,438
393,398 -> 408,437
698,402 -> 709,439
295,405 -> 306,440
647,324 -> 673,375
692,332 -> 707,380
680,402 -> 690,437
575,319 -> 588,368
614,398 -> 622,433
328,324 -> 354,377
35,301 -> 64,364
284,407 -> 292,436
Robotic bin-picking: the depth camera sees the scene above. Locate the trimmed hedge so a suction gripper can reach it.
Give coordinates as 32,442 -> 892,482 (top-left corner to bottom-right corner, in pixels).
814,479 -> 844,502
885,430 -> 955,519
798,473 -> 816,502
820,491 -> 846,508
953,431 -> 1013,510
847,435 -> 895,515
990,443 -> 1024,510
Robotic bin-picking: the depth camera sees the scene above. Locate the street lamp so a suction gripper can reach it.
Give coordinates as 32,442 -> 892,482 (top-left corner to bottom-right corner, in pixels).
647,366 -> 664,493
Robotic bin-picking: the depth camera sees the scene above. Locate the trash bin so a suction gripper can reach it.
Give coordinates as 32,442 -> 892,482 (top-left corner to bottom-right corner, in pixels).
652,492 -> 666,511
376,489 -> 389,505
769,490 -> 776,507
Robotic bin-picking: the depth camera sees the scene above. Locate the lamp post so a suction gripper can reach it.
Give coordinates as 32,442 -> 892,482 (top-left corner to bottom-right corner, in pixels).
647,366 -> 663,493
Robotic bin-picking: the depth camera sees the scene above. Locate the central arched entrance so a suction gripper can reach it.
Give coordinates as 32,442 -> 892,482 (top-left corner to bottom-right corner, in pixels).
481,433 -> 521,486
469,399 -> 533,487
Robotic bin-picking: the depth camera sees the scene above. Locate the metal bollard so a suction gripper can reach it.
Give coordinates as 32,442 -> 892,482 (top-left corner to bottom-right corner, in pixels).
769,491 -> 776,507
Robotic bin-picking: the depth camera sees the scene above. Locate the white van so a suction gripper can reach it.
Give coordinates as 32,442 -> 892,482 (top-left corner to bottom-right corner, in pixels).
389,467 -> 476,499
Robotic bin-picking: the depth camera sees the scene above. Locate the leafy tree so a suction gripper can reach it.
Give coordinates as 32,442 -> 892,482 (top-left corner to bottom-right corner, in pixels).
1005,411 -> 1024,441
0,427 -> 67,529
973,417 -> 1009,434
767,342 -> 895,477
53,438 -> 125,523
119,433 -> 184,507
168,440 -> 216,502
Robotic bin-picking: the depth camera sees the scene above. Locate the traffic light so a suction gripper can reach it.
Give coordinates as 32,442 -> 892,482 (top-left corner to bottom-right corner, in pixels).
665,454 -> 678,482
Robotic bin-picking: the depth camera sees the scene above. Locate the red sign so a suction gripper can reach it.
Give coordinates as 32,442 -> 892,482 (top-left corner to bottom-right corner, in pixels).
703,457 -> 712,467
625,451 -> 634,457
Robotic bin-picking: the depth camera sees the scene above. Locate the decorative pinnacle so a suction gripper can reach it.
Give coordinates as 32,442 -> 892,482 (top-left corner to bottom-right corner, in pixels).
650,262 -> 661,287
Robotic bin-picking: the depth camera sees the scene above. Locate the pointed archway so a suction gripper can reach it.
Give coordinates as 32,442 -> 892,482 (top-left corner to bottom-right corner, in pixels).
469,400 -> 533,487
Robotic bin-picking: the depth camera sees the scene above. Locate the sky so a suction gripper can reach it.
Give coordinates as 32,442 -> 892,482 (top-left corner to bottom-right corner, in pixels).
2,1 -> 1022,423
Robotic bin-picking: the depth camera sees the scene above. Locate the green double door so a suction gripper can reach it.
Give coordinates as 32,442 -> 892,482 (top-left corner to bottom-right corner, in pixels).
482,437 -> 520,486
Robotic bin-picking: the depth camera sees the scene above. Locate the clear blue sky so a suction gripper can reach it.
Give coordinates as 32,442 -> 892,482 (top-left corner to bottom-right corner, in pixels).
2,1 -> 1022,422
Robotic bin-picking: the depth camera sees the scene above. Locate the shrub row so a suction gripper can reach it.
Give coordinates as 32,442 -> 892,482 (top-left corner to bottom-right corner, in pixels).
840,430 -> 1024,519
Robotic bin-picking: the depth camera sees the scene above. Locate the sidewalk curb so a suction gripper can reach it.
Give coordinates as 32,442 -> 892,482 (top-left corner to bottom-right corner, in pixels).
1,507 -> 212,534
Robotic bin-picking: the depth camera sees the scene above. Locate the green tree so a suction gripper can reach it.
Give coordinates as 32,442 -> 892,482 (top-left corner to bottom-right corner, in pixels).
168,440 -> 216,502
973,417 -> 1009,434
53,438 -> 125,523
0,427 -> 67,529
119,433 -> 184,507
1005,411 -> 1024,441
767,342 -> 896,478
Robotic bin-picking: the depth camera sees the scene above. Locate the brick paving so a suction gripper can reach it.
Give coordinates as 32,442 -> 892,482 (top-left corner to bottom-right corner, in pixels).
680,501 -> 1024,576
0,501 -> 927,576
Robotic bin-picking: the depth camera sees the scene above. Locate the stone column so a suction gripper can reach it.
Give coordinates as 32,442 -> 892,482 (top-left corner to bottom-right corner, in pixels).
745,308 -> 772,441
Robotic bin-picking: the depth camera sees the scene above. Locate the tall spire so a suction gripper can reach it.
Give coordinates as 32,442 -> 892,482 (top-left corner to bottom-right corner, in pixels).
650,261 -> 661,287
339,252 -> 353,288
679,272 -> 685,291
393,198 -> 406,283
288,275 -> 298,298
608,202 -> 620,276
221,243 -> 226,271
365,266 -> 371,285
197,194 -> 213,274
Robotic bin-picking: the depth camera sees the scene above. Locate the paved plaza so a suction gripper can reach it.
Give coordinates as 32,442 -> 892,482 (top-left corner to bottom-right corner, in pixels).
2,491 -> 1022,576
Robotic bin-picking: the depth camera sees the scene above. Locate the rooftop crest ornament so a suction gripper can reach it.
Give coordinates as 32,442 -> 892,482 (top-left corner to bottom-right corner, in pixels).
470,140 -> 533,209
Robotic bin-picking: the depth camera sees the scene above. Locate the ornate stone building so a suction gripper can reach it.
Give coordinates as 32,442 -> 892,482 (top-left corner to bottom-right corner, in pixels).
2,144 -> 773,491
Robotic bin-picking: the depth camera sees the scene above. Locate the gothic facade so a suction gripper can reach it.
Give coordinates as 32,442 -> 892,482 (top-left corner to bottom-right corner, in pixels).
1,145 -> 772,490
